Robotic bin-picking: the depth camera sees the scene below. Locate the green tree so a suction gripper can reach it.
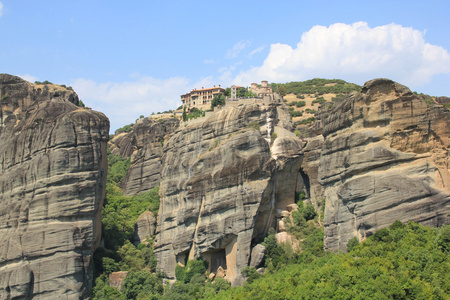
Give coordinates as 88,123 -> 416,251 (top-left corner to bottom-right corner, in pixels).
211,93 -> 225,109
121,270 -> 163,300
182,106 -> 187,121
346,237 -> 359,252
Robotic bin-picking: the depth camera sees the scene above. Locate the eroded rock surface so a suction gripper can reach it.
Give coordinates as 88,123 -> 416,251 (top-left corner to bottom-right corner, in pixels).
310,79 -> 450,252
0,74 -> 109,299
155,102 -> 302,285
109,117 -> 179,196
134,211 -> 157,246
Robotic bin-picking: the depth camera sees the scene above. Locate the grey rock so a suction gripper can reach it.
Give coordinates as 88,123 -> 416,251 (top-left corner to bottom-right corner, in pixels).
307,78 -> 450,252
109,117 -> 179,196
154,102 -> 298,286
134,211 -> 157,246
0,74 -> 109,299
249,244 -> 265,268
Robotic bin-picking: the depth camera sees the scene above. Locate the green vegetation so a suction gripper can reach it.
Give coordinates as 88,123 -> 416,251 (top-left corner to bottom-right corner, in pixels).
92,150 -> 161,299
424,97 -> 434,107
289,108 -> 303,118
312,96 -> 326,105
102,151 -> 160,251
270,132 -> 277,145
237,87 -> 257,98
211,93 -> 226,109
1,94 -> 9,101
93,142 -> 449,300
34,80 -> 53,84
116,124 -> 134,134
175,258 -> 209,284
271,78 -> 361,96
215,221 -> 450,299
332,93 -> 346,101
186,107 -> 205,120
287,100 -> 306,108
182,106 -> 187,121
247,121 -> 260,131
443,103 -> 450,110
296,117 -> 316,125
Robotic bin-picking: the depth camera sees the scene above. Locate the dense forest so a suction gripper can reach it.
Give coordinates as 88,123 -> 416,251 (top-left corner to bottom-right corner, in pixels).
91,150 -> 450,299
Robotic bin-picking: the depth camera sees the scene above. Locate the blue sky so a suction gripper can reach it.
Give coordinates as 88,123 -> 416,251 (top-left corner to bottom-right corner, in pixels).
1,1 -> 449,132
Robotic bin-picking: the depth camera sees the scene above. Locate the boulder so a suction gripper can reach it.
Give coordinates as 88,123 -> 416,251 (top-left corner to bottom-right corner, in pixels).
134,211 -> 157,246
109,271 -> 129,291
249,244 -> 266,268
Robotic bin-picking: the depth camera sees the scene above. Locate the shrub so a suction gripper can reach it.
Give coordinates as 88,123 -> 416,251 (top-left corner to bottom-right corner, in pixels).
312,97 -> 326,105
271,132 -> 277,144
175,258 -> 209,283
247,121 -> 260,131
241,266 -> 262,284
295,101 -> 306,107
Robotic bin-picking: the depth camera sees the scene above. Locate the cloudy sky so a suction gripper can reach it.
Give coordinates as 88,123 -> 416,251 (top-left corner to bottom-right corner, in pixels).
1,1 -> 449,132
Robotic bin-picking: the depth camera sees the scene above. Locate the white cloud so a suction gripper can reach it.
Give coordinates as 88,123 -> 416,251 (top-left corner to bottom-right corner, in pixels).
233,22 -> 450,88
71,76 -> 191,132
0,2 -> 3,18
226,40 -> 251,59
249,46 -> 265,58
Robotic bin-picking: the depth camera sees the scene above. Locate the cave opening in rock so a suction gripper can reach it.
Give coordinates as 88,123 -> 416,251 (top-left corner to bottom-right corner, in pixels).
204,249 -> 227,274
176,251 -> 188,267
296,169 -> 311,200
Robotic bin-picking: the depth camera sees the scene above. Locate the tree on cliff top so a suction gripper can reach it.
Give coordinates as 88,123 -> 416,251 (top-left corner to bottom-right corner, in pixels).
211,93 -> 225,109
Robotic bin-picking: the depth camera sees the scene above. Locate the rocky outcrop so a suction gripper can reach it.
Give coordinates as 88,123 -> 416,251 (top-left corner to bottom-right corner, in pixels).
109,117 -> 179,196
309,79 -> 450,252
155,102 -> 302,285
0,74 -> 109,299
133,211 -> 157,246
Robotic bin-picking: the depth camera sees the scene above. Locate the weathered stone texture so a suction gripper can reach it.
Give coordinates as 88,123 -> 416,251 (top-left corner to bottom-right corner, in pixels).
0,74 -> 109,299
155,102 -> 300,285
134,211 -> 157,246
310,79 -> 450,252
109,117 -> 179,196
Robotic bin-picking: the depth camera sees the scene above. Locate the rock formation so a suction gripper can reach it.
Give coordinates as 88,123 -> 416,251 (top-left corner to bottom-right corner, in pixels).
109,117 -> 179,196
154,101 -> 303,285
308,78 -> 450,252
0,74 -> 109,299
133,211 -> 157,246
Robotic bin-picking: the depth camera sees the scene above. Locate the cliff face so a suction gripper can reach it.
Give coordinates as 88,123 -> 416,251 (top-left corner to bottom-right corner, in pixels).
309,79 -> 450,252
109,117 -> 179,196
0,74 -> 109,299
155,102 -> 302,285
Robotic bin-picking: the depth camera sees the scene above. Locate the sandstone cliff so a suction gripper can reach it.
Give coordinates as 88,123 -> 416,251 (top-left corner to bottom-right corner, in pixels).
154,101 -> 304,285
0,74 -> 109,299
109,117 -> 179,196
307,79 -> 450,252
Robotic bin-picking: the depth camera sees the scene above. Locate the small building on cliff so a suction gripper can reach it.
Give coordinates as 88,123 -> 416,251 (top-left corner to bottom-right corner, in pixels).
250,80 -> 273,97
181,81 -> 279,111
181,85 -> 225,110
